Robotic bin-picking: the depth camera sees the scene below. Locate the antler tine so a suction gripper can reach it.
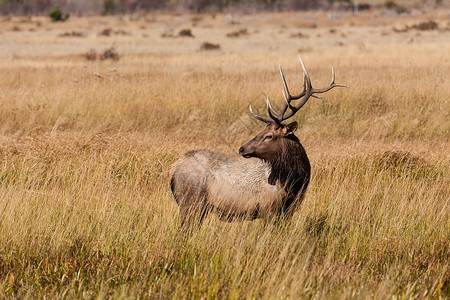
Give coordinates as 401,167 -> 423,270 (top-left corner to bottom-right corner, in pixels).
249,104 -> 275,124
266,96 -> 281,123
279,64 -> 309,101
328,65 -> 347,88
282,89 -> 294,110
278,66 -> 293,120
298,54 -> 311,89
279,66 -> 291,100
309,65 -> 348,94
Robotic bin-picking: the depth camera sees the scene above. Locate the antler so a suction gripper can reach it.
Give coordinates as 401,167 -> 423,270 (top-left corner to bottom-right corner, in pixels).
250,54 -> 347,125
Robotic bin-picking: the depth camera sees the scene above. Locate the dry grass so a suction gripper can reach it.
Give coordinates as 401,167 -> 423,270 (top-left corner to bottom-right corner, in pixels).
0,8 -> 449,299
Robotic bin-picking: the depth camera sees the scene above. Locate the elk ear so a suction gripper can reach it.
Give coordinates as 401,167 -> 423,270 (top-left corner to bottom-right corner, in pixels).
283,121 -> 297,136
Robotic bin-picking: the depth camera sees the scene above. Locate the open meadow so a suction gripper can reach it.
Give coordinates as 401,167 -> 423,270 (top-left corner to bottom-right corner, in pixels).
0,7 -> 449,298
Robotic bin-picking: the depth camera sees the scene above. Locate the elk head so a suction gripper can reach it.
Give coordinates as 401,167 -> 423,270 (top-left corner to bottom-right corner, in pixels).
239,55 -> 346,161
239,122 -> 298,161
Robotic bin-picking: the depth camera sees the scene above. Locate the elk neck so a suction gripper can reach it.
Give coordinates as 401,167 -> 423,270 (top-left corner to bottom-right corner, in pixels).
267,135 -> 310,198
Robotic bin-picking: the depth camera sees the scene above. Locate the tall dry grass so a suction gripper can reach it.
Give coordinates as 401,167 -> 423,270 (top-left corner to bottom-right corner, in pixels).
0,11 -> 449,298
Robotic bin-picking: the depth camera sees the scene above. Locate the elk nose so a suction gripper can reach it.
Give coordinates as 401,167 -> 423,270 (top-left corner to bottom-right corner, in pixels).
238,146 -> 244,155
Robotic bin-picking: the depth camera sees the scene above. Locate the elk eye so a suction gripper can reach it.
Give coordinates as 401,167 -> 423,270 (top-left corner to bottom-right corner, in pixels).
264,135 -> 273,141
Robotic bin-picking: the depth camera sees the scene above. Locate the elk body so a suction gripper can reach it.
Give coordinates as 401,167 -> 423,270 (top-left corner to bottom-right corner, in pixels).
170,55 -> 345,229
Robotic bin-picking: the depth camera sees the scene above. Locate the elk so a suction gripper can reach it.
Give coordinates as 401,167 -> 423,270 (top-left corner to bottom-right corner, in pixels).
170,55 -> 345,230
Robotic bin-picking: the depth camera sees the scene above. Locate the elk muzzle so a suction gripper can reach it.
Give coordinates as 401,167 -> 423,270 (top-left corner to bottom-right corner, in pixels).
238,145 -> 253,158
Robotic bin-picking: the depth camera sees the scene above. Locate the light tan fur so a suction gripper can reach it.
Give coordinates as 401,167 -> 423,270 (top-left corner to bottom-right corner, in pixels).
171,150 -> 283,219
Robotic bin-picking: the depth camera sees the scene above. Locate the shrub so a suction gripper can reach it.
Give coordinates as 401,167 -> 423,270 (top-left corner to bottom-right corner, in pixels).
100,47 -> 119,61
99,28 -> 112,36
384,0 -> 408,13
47,7 -> 70,22
199,42 -> 220,51
83,49 -> 97,61
103,0 -> 117,15
178,29 -> 194,37
82,47 -> 119,61
58,31 -> 84,37
226,28 -> 248,38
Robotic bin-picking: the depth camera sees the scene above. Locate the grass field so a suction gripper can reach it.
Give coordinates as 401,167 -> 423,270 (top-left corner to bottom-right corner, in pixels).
0,7 -> 449,299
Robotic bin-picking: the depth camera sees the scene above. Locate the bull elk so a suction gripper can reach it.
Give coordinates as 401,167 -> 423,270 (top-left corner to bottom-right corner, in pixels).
170,55 -> 346,230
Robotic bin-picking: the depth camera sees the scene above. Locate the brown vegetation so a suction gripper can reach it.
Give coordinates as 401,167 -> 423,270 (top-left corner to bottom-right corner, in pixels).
0,7 -> 449,298
226,28 -> 248,37
199,41 -> 221,50
393,20 -> 440,32
82,47 -> 119,61
99,28 -> 131,36
99,46 -> 119,60
289,31 -> 309,38
178,28 -> 195,37
58,31 -> 84,37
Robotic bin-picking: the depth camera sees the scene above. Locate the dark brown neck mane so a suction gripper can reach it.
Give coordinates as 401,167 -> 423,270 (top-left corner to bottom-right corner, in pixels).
268,135 -> 310,208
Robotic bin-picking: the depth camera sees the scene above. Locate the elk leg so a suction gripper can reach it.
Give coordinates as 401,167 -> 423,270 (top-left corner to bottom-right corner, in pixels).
179,203 -> 209,233
171,168 -> 209,233
178,187 -> 209,233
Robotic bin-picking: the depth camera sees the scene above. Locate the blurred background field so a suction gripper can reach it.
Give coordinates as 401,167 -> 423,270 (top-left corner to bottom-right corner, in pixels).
0,1 -> 449,298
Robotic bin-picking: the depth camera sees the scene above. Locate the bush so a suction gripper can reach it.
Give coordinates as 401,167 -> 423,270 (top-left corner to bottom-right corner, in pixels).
82,47 -> 120,61
103,0 -> 117,15
83,49 -> 97,61
100,47 -> 119,61
47,7 -> 69,22
384,0 -> 408,13
199,42 -> 220,51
